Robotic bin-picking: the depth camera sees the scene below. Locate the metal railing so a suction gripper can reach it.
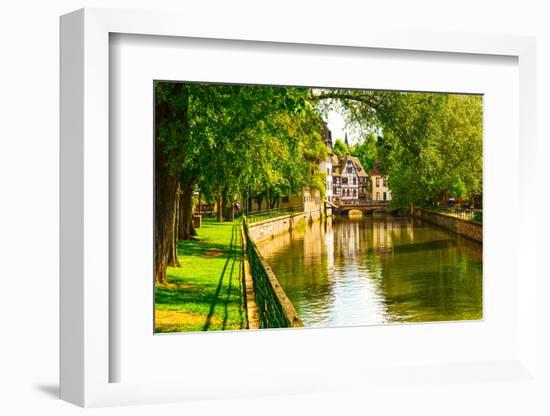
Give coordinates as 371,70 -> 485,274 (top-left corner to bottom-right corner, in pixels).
244,206 -> 303,224
337,199 -> 390,206
242,220 -> 303,329
431,206 -> 481,222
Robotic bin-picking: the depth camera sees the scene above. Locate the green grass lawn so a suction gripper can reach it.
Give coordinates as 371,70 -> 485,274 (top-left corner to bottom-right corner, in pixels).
155,219 -> 246,333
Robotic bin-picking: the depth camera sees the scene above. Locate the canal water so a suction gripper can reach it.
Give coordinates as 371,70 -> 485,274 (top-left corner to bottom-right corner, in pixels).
256,216 -> 482,328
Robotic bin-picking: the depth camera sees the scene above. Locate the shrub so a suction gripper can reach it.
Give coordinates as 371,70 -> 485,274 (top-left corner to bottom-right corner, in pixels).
473,211 -> 482,224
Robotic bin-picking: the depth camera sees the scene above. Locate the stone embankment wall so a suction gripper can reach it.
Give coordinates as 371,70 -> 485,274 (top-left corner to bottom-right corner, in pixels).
241,209 -> 326,328
246,209 -> 322,243
242,220 -> 305,329
412,208 -> 482,243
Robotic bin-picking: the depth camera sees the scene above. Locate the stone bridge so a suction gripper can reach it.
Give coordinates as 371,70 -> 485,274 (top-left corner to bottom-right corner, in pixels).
333,199 -> 391,214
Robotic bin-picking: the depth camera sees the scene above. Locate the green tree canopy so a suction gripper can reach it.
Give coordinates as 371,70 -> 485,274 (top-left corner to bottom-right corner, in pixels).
313,89 -> 483,208
332,138 -> 349,157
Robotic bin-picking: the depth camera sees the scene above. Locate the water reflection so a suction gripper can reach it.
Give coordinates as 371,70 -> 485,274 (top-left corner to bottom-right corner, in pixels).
256,216 -> 482,327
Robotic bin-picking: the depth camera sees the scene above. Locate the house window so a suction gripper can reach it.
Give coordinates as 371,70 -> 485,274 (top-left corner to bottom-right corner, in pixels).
383,178 -> 387,187
353,178 -> 356,185
327,168 -> 330,175
342,177 -> 348,185
347,167 -> 353,173
353,189 -> 356,197
376,177 -> 380,187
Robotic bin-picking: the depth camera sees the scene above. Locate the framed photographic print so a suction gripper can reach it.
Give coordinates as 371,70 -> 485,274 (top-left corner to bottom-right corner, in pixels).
152,81 -> 483,334
60,7 -> 539,408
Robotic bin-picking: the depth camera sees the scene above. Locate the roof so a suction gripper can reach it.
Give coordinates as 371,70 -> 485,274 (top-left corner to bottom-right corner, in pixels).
348,156 -> 368,177
330,154 -> 368,177
370,161 -> 387,176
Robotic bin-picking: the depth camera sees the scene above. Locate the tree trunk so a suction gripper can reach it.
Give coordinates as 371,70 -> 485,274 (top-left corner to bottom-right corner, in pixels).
197,191 -> 202,215
441,191 -> 449,205
179,180 -> 197,240
155,157 -> 180,285
216,193 -> 222,222
168,185 -> 180,267
154,84 -> 189,285
221,192 -> 234,222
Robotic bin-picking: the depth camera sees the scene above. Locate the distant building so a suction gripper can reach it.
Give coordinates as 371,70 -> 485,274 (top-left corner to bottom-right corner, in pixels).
264,124 -> 390,213
331,154 -> 369,203
370,163 -> 391,201
320,123 -> 334,203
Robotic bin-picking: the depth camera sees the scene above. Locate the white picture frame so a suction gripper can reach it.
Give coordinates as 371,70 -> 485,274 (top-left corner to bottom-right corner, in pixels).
60,7 -> 538,408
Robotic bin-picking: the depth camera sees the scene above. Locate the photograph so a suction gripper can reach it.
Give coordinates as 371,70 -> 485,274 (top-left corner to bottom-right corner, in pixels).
154,81 -> 483,333
1,0 -> 542,412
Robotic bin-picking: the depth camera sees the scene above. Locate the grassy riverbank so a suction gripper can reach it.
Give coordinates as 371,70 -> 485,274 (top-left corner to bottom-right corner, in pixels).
154,220 -> 246,333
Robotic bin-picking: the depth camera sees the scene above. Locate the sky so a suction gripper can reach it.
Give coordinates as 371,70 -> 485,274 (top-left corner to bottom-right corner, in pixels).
325,109 -> 360,146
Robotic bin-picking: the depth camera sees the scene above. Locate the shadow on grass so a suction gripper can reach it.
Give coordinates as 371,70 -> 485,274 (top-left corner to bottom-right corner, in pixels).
222,231 -> 242,330
155,283 -> 219,306
177,240 -> 233,258
156,220 -> 246,332
203,222 -> 237,331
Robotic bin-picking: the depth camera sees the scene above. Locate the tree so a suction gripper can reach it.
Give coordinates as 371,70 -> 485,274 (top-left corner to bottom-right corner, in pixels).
332,138 -> 349,157
155,83 -> 483,287
350,132 -> 378,172
313,89 -> 482,208
155,83 -> 328,283
154,83 -> 190,285
190,85 -> 319,218
375,93 -> 482,207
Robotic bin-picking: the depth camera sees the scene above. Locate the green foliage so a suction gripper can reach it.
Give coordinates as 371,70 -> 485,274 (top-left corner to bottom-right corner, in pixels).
450,177 -> 466,199
473,211 -> 483,224
310,171 -> 327,199
156,82 -> 328,207
320,89 -> 483,208
154,82 -> 190,175
332,138 -> 349,157
349,133 -> 378,172
156,83 -> 482,212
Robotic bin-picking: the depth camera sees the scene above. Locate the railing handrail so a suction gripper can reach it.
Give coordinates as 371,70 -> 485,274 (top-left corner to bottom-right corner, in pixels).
242,218 -> 303,328
338,199 -> 390,206
245,205 -> 302,215
244,206 -> 303,224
